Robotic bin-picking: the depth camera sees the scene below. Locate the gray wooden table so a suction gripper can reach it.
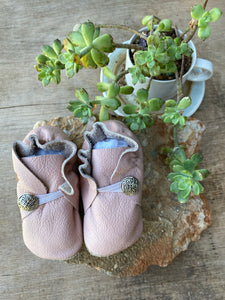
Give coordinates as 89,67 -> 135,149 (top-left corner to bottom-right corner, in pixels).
1,0 -> 224,299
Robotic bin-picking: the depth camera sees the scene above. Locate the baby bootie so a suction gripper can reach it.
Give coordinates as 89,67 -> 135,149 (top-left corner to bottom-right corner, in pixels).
78,120 -> 143,257
12,125 -> 82,260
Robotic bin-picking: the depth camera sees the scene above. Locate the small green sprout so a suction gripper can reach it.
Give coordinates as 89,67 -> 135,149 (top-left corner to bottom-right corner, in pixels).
67,88 -> 93,124
123,88 -> 162,131
191,4 -> 222,40
161,97 -> 191,129
34,39 -> 64,86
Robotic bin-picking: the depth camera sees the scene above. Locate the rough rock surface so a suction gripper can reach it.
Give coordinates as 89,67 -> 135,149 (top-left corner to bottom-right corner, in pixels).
34,116 -> 211,277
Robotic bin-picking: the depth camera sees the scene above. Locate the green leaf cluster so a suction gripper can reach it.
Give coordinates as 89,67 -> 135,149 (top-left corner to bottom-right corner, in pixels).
129,35 -> 192,83
142,16 -> 172,33
168,147 -> 209,203
191,5 -> 222,40
161,97 -> 191,129
67,88 -> 93,124
123,88 -> 162,131
34,39 -> 65,86
94,82 -> 121,121
129,29 -> 193,81
67,22 -> 115,69
35,22 -> 115,86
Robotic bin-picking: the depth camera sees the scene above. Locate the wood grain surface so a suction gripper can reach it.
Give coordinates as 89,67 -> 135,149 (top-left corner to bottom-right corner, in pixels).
0,0 -> 224,299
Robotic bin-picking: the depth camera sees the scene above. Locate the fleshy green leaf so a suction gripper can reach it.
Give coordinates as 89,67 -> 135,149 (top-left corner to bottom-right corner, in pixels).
91,48 -> 109,67
191,4 -> 204,20
193,181 -> 204,195
198,18 -> 208,28
178,97 -> 192,110
165,99 -> 177,107
179,186 -> 192,199
36,54 -> 49,64
130,122 -> 139,131
198,24 -> 211,41
68,31 -> 86,47
183,159 -> 195,173
42,45 -> 58,59
107,83 -> 120,98
173,147 -> 186,163
148,98 -> 162,111
102,66 -> 116,80
66,67 -> 75,78
191,153 -> 203,166
209,8 -> 222,22
170,181 -> 179,193
42,76 -> 51,86
75,88 -> 89,103
142,15 -> 154,26
158,19 -> 172,31
81,22 -> 95,46
137,88 -> 148,102
155,53 -> 170,64
63,38 -> 75,52
53,39 -> 63,55
93,34 -> 115,53
199,169 -> 210,178
99,106 -> 109,121
96,82 -> 110,92
123,104 -> 138,114
193,170 -> 204,181
119,86 -> 134,95
177,192 -> 188,203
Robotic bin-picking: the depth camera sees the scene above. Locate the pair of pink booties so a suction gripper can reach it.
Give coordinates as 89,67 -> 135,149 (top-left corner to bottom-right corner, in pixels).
12,120 -> 143,260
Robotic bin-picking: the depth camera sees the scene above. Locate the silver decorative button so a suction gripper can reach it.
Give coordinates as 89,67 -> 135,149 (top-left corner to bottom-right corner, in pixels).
121,176 -> 139,196
17,194 -> 39,211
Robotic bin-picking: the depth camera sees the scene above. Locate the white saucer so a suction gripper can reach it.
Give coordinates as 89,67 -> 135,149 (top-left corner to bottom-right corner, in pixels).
100,47 -> 205,117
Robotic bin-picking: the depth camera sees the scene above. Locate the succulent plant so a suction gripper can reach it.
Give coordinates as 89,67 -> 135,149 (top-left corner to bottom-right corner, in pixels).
34,40 -> 64,86
129,19 -> 193,81
168,147 -> 209,203
34,0 -> 221,203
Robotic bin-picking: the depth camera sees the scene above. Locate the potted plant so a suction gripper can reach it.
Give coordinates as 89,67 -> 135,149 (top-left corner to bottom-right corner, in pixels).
34,0 -> 221,204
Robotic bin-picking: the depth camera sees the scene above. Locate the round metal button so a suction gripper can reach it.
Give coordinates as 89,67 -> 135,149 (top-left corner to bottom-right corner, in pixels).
121,176 -> 139,196
17,194 -> 39,211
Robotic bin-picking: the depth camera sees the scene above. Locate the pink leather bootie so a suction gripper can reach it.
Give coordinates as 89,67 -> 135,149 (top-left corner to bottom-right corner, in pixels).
78,121 -> 143,257
12,125 -> 82,260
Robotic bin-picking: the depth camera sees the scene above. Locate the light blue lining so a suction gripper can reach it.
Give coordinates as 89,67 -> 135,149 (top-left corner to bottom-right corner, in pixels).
93,138 -> 129,149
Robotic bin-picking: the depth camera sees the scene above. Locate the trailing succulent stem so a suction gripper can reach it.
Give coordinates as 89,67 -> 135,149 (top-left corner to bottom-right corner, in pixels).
35,1 -> 220,203
68,67 -> 134,123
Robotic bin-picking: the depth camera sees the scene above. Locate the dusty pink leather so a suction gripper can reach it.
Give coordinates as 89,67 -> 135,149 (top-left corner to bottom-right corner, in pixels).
79,121 -> 143,257
12,125 -> 82,260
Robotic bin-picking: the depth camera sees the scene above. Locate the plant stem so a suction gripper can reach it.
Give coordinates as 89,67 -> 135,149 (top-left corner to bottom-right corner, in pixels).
95,23 -> 148,41
80,45 -> 93,57
173,126 -> 179,147
182,20 -> 198,43
176,71 -> 184,102
203,0 -> 208,9
179,27 -> 191,39
180,54 -> 185,81
115,70 -> 129,82
146,76 -> 153,91
113,43 -> 146,51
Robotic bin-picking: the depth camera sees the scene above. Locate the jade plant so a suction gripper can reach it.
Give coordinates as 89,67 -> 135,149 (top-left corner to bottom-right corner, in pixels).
34,0 -> 221,203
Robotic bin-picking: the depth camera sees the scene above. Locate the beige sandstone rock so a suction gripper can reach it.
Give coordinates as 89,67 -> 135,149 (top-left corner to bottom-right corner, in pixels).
34,116 -> 211,277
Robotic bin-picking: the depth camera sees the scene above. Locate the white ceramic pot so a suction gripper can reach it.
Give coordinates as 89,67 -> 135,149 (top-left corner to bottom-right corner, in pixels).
125,27 -> 213,102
